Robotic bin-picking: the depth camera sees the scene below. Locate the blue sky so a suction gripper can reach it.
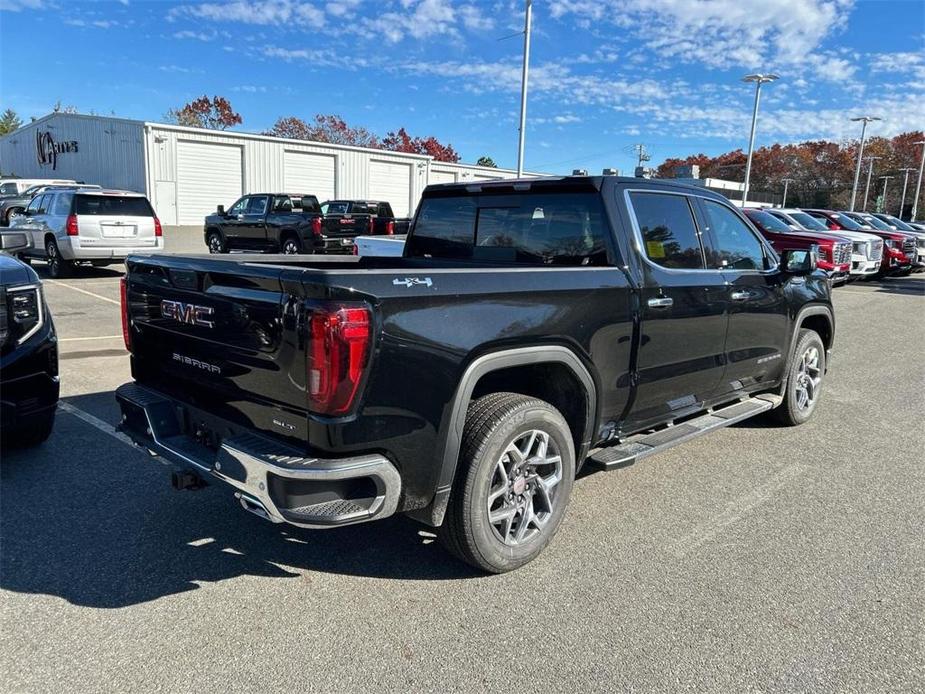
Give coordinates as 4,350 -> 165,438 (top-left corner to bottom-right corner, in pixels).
1,0 -> 923,173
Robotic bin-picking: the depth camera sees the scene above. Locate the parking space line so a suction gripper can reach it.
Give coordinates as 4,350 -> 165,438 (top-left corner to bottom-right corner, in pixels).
44,280 -> 121,306
58,401 -> 136,449
59,335 -> 124,342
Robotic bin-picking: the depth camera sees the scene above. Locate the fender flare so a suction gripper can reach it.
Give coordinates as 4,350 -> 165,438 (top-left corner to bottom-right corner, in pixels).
779,304 -> 834,394
417,345 -> 597,527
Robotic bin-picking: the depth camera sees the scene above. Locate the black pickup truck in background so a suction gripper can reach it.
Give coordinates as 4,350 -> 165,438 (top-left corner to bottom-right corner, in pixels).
120,175 -> 834,573
203,193 -> 355,255
320,199 -> 411,237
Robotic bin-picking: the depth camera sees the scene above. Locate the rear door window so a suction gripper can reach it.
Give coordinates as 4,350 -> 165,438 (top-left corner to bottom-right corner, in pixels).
701,200 -> 767,271
408,192 -> 610,266
73,195 -> 154,216
26,194 -> 46,214
629,192 -> 705,270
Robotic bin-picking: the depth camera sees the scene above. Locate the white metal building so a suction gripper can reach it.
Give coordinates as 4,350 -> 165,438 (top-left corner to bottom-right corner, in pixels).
0,113 -> 544,227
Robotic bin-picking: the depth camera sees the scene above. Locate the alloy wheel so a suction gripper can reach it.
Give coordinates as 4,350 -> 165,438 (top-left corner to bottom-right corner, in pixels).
487,429 -> 563,546
282,239 -> 300,254
794,346 -> 822,411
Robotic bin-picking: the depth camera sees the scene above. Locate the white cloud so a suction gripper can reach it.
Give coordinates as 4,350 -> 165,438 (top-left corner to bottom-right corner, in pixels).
458,4 -> 494,31
173,29 -> 219,41
169,0 -> 326,28
553,114 -> 581,124
869,51 -> 925,82
0,0 -> 47,10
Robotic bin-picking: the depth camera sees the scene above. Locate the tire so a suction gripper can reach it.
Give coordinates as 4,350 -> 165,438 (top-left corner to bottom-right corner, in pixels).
895,268 -> 913,277
45,239 -> 72,279
6,410 -> 55,447
773,329 -> 826,426
280,235 -> 302,255
206,230 -> 226,254
439,392 -> 575,573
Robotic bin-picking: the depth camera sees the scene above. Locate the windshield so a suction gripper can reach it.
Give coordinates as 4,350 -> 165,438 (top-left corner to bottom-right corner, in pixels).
877,214 -> 914,231
748,210 -> 791,231
73,194 -> 154,216
858,214 -> 892,231
789,212 -> 827,231
832,213 -> 864,230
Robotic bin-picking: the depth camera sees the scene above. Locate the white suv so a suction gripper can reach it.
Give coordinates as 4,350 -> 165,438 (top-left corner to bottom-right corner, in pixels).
12,188 -> 164,277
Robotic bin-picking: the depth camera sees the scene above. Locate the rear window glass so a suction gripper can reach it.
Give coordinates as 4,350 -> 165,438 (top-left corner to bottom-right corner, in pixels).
407,192 -> 610,266
73,195 -> 153,216
0,182 -> 19,195
351,202 -> 375,215
629,192 -> 704,269
323,202 -> 349,215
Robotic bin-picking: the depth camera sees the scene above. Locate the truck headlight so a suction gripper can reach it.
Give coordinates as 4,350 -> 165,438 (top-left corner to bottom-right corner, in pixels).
4,284 -> 44,345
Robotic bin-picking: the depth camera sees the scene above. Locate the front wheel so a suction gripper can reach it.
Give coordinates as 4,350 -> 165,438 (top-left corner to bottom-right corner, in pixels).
439,392 -> 575,573
773,329 -> 825,426
207,231 -> 226,254
45,239 -> 73,279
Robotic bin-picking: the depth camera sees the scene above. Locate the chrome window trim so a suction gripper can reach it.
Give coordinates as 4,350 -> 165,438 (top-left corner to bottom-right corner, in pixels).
6,282 -> 44,345
622,188 -> 779,275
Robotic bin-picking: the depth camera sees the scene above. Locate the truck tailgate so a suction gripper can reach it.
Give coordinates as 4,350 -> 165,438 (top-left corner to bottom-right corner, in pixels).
125,256 -> 310,441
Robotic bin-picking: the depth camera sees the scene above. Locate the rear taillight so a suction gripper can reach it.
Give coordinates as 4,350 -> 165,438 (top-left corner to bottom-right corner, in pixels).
312,216 -> 322,237
386,220 -> 394,236
369,216 -> 375,234
120,277 -> 131,351
66,214 -> 79,236
307,304 -> 371,416
154,217 -> 163,237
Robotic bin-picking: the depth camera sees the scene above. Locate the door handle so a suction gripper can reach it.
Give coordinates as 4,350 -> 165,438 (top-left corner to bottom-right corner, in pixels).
730,290 -> 751,301
647,297 -> 674,309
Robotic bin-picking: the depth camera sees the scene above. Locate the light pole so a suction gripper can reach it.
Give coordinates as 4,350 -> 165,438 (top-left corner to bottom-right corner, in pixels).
849,116 -> 881,211
741,73 -> 779,206
878,176 -> 893,213
516,0 -> 533,177
862,156 -> 881,211
781,177 -> 794,207
912,140 -> 925,221
897,167 -> 916,218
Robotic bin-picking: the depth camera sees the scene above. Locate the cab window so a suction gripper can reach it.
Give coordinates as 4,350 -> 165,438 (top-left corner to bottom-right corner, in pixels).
701,200 -> 767,271
227,197 -> 247,215
629,192 -> 705,270
246,196 -> 269,215
26,194 -> 46,214
52,193 -> 73,216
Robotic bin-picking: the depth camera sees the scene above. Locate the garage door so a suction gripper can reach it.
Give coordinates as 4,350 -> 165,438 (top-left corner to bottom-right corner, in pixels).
429,169 -> 456,185
369,160 -> 412,217
284,151 -> 336,201
176,141 -> 243,225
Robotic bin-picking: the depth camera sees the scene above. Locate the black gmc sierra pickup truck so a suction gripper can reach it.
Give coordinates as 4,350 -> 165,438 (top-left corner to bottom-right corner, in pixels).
320,199 -> 412,237
117,176 -> 834,573
204,193 -> 355,255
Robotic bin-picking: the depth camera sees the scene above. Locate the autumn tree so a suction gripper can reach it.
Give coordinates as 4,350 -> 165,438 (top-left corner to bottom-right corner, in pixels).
382,127 -> 460,162
0,108 -> 22,136
476,156 -> 497,168
265,114 -> 379,148
167,96 -> 242,130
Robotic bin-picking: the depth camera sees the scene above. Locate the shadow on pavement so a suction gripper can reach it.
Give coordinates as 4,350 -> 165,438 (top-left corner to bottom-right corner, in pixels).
29,260 -> 125,280
0,391 -> 478,609
858,275 -> 924,296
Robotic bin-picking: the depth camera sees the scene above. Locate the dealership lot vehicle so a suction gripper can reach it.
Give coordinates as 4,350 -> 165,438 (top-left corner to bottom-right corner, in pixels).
0,266 -> 922,693
353,234 -> 407,256
203,193 -> 351,255
0,178 -> 76,198
803,209 -> 915,277
867,213 -> 925,268
320,199 -> 412,238
117,176 -> 835,573
0,231 -> 58,446
13,189 -> 163,278
1,183 -> 101,227
742,208 -> 852,282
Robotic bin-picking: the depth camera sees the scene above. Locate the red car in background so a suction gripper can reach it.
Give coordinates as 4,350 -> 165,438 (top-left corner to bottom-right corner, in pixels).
743,208 -> 851,283
802,209 -> 914,277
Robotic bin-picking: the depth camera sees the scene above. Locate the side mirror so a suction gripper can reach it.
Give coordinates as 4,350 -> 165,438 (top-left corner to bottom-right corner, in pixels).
781,247 -> 817,275
0,231 -> 31,253
217,205 -> 225,216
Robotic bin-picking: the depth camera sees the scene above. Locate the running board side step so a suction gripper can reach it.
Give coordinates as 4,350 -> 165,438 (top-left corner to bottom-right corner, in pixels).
589,394 -> 782,471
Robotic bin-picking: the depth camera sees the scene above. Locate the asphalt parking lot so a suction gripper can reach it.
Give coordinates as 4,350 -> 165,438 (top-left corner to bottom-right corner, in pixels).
1,262 -> 923,692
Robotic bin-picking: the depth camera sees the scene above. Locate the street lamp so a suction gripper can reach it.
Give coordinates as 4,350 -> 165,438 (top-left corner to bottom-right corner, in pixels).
516,0 -> 533,177
849,116 -> 881,211
912,140 -> 925,222
781,177 -> 794,207
862,156 -> 881,211
897,167 -> 916,217
878,176 -> 893,213
741,73 -> 779,206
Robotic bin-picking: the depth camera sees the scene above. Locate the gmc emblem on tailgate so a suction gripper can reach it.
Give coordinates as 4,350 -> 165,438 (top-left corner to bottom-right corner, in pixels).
160,300 -> 215,328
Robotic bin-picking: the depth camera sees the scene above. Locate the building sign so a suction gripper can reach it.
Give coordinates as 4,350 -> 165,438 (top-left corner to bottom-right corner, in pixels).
36,131 -> 78,170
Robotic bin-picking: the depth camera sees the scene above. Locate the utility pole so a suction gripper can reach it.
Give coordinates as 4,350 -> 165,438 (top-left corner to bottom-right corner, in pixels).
849,116 -> 881,211
516,0 -> 532,177
897,167 -> 915,218
862,156 -> 881,211
633,143 -> 651,168
912,141 -> 925,221
877,176 -> 893,213
781,177 -> 794,207
741,73 -> 779,206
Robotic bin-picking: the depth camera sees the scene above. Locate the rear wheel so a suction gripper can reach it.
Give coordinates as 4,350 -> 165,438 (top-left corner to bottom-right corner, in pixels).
281,235 -> 302,255
45,239 -> 72,279
207,231 -> 226,254
773,329 -> 825,426
6,410 -> 55,447
439,392 -> 575,573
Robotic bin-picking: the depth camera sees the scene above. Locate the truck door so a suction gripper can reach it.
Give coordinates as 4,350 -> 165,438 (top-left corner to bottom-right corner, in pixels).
695,198 -> 789,395
622,190 -> 729,428
221,196 -> 249,248
239,195 -> 270,248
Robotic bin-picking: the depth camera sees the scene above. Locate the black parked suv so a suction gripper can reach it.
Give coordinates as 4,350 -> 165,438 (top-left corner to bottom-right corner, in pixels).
0,231 -> 59,446
117,176 -> 834,572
